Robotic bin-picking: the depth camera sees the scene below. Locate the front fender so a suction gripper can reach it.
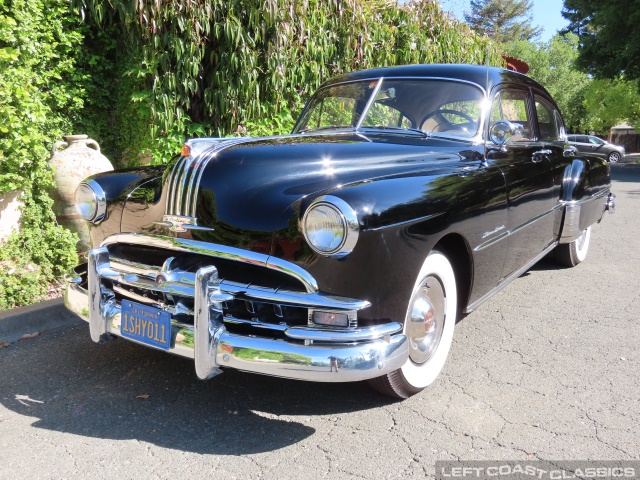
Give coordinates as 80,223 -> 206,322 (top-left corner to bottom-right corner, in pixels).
85,165 -> 166,248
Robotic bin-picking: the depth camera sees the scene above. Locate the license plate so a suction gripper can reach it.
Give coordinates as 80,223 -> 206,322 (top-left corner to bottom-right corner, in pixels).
121,300 -> 171,350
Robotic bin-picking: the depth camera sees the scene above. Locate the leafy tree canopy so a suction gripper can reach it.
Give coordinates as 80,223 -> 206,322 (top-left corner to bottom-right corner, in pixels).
583,78 -> 640,132
465,0 -> 542,43
563,0 -> 640,82
504,34 -> 590,131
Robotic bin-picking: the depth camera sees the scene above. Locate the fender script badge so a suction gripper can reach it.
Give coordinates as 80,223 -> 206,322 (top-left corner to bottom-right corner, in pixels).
482,225 -> 506,239
155,215 -> 214,233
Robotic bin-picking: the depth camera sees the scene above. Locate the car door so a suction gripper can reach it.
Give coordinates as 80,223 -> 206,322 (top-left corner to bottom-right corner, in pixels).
533,93 -> 570,238
573,135 -> 591,155
486,87 -> 556,280
587,136 -> 608,159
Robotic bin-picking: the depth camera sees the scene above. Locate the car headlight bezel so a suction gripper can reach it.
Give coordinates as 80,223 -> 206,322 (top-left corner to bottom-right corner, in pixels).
75,180 -> 107,223
302,195 -> 359,257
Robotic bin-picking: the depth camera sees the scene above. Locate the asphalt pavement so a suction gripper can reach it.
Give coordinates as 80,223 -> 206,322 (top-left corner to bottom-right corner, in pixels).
0,164 -> 638,479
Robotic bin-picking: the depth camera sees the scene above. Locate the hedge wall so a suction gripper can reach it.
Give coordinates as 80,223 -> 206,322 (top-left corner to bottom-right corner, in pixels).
75,0 -> 501,164
0,0 -> 500,309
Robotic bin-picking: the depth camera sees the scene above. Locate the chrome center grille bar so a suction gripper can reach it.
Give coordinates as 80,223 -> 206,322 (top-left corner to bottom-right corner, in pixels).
103,233 -> 321,293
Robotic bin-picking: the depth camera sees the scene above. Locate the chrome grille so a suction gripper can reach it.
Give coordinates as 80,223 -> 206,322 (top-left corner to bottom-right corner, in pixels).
93,234 -> 370,337
165,137 -> 255,217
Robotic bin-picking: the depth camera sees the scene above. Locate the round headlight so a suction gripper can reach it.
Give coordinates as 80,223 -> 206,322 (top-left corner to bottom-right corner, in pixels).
74,180 -> 106,223
302,196 -> 359,257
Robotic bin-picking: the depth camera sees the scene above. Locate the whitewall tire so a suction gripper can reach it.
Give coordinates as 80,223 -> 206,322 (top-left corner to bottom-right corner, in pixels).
368,250 -> 457,398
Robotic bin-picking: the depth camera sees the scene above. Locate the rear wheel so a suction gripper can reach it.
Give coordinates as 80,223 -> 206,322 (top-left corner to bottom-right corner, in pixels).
368,250 -> 457,399
607,152 -> 621,163
554,226 -> 591,267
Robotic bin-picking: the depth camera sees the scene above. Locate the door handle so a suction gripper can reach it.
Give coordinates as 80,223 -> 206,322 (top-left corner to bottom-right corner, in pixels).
532,149 -> 552,162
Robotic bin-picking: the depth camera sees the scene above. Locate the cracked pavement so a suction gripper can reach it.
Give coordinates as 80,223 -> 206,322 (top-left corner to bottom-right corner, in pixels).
0,165 -> 638,479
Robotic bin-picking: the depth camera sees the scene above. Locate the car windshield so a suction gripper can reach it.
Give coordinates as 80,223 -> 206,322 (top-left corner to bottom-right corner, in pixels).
294,78 -> 485,139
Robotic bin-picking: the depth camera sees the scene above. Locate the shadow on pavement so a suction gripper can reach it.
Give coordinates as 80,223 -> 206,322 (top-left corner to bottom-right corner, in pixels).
0,325 -> 395,454
611,163 -> 640,183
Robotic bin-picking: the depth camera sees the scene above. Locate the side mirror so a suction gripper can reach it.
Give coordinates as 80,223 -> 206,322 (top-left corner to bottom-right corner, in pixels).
489,120 -> 525,146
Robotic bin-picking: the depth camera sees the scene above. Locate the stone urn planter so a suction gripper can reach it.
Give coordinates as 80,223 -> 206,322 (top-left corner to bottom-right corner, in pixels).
0,190 -> 24,243
49,135 -> 113,253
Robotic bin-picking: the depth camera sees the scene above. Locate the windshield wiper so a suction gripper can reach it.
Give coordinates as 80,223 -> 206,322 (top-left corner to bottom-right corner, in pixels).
360,126 -> 430,137
298,125 -> 353,134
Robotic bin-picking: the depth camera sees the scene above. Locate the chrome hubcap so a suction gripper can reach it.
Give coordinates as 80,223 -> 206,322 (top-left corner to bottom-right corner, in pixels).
407,276 -> 446,365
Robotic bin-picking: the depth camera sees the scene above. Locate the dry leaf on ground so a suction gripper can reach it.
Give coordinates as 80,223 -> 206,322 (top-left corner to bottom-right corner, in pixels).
18,332 -> 41,341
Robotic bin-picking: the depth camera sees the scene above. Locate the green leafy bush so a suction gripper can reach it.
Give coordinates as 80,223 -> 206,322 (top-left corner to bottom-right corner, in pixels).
0,0 -> 107,309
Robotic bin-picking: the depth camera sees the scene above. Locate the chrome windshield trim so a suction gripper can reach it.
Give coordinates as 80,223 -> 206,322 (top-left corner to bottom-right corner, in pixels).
101,233 -> 320,293
355,77 -> 383,130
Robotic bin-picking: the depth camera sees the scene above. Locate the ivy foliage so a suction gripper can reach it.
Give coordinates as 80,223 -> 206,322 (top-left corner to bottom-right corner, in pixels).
74,0 -> 501,164
0,0 -> 108,309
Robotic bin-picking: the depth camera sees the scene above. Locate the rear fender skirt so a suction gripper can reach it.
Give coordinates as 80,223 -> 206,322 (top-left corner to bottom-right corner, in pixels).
557,159 -> 609,244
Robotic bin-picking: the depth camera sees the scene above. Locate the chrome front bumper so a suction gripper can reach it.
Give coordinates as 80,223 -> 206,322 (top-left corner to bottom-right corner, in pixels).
65,247 -> 408,383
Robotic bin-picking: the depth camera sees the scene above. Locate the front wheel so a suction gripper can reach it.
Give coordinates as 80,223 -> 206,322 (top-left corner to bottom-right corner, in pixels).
554,226 -> 591,267
368,250 -> 457,399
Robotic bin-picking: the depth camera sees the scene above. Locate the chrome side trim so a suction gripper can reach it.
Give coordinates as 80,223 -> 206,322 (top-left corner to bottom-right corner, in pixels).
559,202 -> 581,244
558,189 -> 609,244
367,212 -> 444,232
474,204 -> 562,252
101,233 -> 320,294
561,159 -> 586,202
465,241 -> 558,313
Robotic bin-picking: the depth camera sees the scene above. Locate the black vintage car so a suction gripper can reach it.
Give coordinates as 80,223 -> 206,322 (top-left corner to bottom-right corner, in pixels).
66,64 -> 615,398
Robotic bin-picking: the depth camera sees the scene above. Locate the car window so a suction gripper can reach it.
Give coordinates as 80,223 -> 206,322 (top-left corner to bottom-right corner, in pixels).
296,79 -> 484,138
306,96 -> 359,130
362,101 -> 413,129
589,136 -> 604,145
490,89 -> 533,141
534,95 -> 560,141
577,136 -> 589,143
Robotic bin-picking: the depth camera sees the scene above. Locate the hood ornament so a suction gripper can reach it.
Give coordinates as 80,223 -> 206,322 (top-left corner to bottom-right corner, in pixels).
156,215 -> 214,233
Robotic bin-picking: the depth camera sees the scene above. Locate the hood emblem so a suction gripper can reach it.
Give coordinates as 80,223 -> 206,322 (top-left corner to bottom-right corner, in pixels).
156,215 -> 214,233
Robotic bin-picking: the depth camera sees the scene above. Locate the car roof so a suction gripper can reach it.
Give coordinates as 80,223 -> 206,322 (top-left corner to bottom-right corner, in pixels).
323,64 -> 550,98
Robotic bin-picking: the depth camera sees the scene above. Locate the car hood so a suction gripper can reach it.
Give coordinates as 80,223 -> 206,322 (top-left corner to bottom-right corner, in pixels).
157,132 -> 478,252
